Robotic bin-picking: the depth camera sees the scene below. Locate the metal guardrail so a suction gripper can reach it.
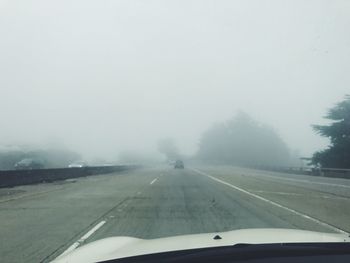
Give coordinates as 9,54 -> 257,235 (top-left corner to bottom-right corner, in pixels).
252,165 -> 350,179
312,167 -> 350,179
0,165 -> 139,188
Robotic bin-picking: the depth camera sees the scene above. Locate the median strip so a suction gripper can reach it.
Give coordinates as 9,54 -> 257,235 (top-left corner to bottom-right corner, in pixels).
192,168 -> 348,235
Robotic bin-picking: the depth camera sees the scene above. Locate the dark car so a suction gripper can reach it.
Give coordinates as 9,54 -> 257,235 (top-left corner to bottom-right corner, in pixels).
174,160 -> 184,169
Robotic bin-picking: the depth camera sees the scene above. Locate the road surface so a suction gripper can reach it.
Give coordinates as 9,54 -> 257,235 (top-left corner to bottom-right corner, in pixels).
0,165 -> 350,262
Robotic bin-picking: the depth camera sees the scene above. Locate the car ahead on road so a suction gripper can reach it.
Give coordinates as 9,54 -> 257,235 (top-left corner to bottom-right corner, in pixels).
68,162 -> 88,168
52,228 -> 350,263
174,160 -> 184,169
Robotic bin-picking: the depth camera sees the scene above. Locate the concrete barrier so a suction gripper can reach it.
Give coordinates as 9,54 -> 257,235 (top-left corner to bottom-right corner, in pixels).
0,165 -> 139,188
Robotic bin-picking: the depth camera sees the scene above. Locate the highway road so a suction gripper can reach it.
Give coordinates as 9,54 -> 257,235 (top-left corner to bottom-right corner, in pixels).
0,165 -> 350,262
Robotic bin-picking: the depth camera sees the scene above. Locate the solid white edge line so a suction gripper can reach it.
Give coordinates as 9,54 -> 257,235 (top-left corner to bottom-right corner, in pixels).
191,168 -> 348,235
56,220 -> 106,259
150,178 -> 158,185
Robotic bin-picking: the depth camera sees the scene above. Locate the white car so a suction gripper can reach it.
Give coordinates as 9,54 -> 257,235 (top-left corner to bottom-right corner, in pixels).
68,162 -> 86,168
52,229 -> 350,263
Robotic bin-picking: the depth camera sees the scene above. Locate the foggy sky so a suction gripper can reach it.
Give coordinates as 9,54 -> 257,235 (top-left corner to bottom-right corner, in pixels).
1,0 -> 349,160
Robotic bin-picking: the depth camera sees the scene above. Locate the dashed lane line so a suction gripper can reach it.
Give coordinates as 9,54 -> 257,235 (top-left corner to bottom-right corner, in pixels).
56,220 -> 106,259
150,178 -> 158,185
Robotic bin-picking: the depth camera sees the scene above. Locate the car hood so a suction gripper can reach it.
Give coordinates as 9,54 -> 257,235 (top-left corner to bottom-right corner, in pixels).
52,228 -> 350,263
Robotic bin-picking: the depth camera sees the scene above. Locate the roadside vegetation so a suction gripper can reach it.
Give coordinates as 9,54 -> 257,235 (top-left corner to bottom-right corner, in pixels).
0,147 -> 80,170
312,95 -> 350,168
195,112 -> 292,166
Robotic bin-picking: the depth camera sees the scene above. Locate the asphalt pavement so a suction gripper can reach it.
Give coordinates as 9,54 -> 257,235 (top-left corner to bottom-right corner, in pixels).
0,165 -> 349,263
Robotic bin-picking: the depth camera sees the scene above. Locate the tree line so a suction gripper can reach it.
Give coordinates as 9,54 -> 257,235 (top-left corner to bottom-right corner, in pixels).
192,95 -> 350,169
311,95 -> 350,168
195,112 -> 292,166
0,147 -> 80,170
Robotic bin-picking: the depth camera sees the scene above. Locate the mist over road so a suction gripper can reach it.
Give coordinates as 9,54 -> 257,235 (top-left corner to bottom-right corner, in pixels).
0,165 -> 349,262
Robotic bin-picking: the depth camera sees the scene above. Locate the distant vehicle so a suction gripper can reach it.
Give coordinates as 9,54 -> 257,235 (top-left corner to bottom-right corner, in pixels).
68,162 -> 87,168
14,158 -> 44,170
174,160 -> 184,169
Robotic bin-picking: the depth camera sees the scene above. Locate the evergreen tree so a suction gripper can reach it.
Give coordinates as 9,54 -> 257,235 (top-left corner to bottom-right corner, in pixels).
312,95 -> 350,168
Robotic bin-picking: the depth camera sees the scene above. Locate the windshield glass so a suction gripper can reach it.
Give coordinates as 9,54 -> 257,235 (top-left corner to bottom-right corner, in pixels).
0,1 -> 349,262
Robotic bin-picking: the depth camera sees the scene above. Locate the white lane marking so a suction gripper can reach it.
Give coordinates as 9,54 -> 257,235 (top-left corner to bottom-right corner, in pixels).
192,168 -> 348,235
58,220 -> 106,258
59,241 -> 80,258
150,178 -> 158,185
249,172 -> 350,189
80,221 -> 106,240
250,190 -> 304,196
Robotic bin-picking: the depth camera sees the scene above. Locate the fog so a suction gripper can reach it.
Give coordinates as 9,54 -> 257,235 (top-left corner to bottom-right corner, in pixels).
0,1 -> 349,163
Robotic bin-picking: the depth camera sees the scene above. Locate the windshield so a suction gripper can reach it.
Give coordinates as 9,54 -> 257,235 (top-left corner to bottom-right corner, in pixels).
0,1 -> 349,262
